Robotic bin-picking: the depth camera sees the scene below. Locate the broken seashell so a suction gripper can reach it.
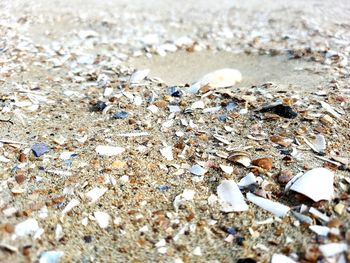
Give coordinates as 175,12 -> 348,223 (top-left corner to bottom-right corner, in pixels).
217,180 -> 248,212
199,68 -> 242,88
130,69 -> 150,84
271,254 -> 296,263
228,151 -> 251,167
237,173 -> 257,188
189,165 -> 207,176
246,193 -> 290,217
93,211 -> 110,228
313,134 -> 326,152
289,168 -> 334,202
319,243 -> 348,257
252,157 -> 273,170
173,189 -> 195,211
160,146 -> 174,161
96,145 -> 125,156
219,164 -> 234,174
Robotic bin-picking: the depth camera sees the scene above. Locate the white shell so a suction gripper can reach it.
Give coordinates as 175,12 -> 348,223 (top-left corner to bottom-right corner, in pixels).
189,165 -> 207,176
219,164 -> 233,174
160,146 -> 174,161
271,254 -> 296,263
61,199 -> 80,215
199,68 -> 242,88
86,187 -> 107,203
173,189 -> 195,211
93,211 -> 110,228
319,243 -> 348,257
314,134 -> 326,152
217,180 -> 248,212
15,218 -> 40,236
96,145 -> 125,156
130,69 -> 150,84
246,193 -> 290,217
237,173 -> 257,188
39,251 -> 64,263
290,168 -> 334,202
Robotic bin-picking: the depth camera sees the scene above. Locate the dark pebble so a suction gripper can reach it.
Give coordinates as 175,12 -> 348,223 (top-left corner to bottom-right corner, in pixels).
225,227 -> 237,235
158,185 -> 170,192
93,101 -> 107,112
83,235 -> 92,243
235,236 -> 245,246
31,143 -> 50,157
169,86 -> 182,97
218,115 -> 228,122
226,102 -> 238,111
113,111 -> 129,119
237,258 -> 257,263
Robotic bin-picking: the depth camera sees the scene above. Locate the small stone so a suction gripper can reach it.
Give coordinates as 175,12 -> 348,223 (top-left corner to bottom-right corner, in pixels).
4,223 -> 15,233
15,174 -> 25,184
92,101 -> 107,112
237,258 -> 256,263
334,203 -> 345,215
18,153 -> 26,162
31,143 -> 50,157
320,114 -> 334,125
259,103 -> 297,119
169,86 -> 182,97
113,111 -> 129,119
111,160 -> 127,169
83,235 -> 92,243
252,157 -> 273,170
154,100 -> 168,108
278,170 -> 294,184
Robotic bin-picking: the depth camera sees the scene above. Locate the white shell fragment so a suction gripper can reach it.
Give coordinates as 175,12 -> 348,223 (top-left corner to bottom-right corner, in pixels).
199,68 -> 242,88
219,164 -> 233,174
271,254 -> 296,263
15,218 -> 40,237
237,173 -> 257,188
314,134 -> 326,152
39,251 -> 64,263
160,146 -> 174,161
93,211 -> 110,228
319,243 -> 348,257
96,145 -> 125,156
246,193 -> 290,217
320,101 -> 341,119
130,69 -> 150,84
61,198 -> 80,215
289,168 -> 334,202
189,165 -> 207,176
86,187 -> 108,203
217,180 -> 248,212
309,225 -> 339,236
173,189 -> 195,211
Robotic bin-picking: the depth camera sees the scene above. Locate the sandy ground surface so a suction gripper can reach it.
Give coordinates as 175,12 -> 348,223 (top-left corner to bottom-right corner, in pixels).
0,1 -> 350,263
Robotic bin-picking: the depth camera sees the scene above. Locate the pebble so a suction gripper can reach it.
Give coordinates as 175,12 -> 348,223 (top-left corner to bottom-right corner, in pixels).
113,111 -> 129,119
31,143 -> 50,157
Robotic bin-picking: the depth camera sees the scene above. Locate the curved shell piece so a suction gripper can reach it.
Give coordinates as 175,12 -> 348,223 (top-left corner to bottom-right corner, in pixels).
290,168 -> 334,202
246,193 -> 290,218
217,180 -> 248,212
199,68 -> 242,88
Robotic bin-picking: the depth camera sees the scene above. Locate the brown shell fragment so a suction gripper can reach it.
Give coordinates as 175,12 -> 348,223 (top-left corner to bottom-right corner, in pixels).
252,157 -> 273,170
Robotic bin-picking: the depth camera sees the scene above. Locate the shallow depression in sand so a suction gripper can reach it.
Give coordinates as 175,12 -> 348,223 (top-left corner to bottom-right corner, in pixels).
128,51 -> 328,90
